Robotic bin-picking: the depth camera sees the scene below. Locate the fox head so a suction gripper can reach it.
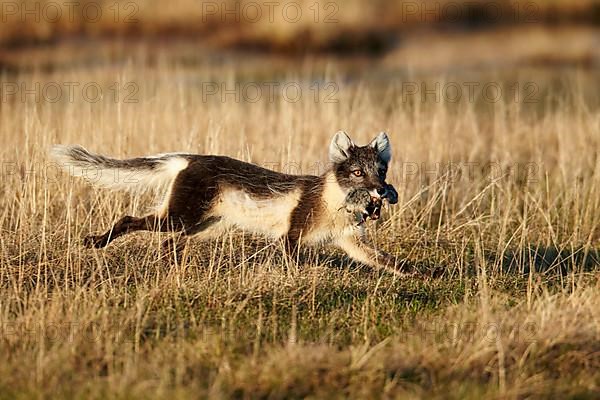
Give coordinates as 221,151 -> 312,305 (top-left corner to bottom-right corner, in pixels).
329,131 -> 391,197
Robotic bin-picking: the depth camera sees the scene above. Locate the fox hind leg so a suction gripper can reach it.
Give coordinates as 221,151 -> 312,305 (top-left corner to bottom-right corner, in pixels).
85,213 -> 222,249
85,166 -> 221,249
84,214 -> 183,249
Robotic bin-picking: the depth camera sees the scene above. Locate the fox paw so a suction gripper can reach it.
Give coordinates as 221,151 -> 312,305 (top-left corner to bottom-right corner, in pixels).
83,234 -> 108,249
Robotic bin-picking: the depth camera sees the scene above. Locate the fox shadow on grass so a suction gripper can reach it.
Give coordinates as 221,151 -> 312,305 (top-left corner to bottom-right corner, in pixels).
94,232 -> 600,279
320,244 -> 600,277
98,233 -> 427,277
497,245 -> 600,275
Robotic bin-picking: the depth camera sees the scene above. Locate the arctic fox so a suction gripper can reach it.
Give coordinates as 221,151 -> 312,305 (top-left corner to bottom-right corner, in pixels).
52,131 -> 405,275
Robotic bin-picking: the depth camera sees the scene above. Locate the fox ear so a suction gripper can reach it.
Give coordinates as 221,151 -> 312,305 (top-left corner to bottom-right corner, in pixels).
329,131 -> 355,162
370,132 -> 391,163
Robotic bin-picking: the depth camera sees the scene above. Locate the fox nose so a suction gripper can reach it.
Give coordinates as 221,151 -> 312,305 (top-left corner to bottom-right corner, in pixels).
376,187 -> 387,196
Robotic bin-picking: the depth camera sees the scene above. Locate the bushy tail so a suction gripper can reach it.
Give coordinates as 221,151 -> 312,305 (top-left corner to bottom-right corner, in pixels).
51,145 -> 190,194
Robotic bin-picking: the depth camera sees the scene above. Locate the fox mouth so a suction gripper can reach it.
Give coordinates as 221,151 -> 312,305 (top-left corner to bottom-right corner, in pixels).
367,200 -> 381,220
358,196 -> 382,224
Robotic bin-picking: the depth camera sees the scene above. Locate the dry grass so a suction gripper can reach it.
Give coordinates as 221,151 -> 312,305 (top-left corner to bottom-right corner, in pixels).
0,60 -> 599,398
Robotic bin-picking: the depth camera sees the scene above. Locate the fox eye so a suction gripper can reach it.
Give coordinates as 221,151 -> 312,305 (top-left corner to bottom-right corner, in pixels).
352,169 -> 364,177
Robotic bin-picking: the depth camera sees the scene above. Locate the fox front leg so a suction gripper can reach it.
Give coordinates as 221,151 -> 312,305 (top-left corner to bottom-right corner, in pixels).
336,233 -> 409,277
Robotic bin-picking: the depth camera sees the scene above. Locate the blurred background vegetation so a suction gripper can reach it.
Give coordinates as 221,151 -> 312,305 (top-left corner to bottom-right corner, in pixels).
0,0 -> 599,71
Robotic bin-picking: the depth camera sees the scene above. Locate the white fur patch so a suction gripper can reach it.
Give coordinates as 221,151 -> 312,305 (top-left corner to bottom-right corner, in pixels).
212,188 -> 302,238
302,172 -> 353,244
51,145 -> 190,216
51,146 -> 189,195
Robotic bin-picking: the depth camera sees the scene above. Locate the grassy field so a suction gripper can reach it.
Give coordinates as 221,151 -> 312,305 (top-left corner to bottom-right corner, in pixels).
0,61 -> 599,398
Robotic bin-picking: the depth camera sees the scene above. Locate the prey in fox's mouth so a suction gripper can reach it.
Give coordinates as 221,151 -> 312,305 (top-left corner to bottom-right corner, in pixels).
344,184 -> 398,224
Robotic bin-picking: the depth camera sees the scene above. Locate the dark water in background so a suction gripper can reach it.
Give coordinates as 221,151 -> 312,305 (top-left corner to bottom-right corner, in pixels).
1,37 -> 599,115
